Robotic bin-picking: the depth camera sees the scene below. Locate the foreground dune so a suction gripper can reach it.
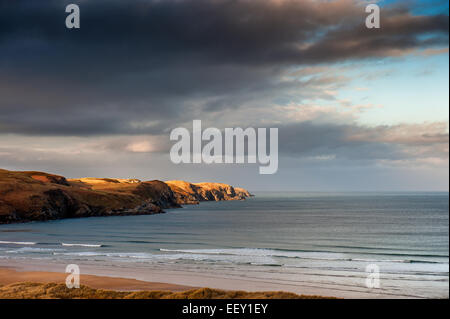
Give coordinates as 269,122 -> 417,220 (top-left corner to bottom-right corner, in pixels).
0,282 -> 327,299
0,268 -> 330,299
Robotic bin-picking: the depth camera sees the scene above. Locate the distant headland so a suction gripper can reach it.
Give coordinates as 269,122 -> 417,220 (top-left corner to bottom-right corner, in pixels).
0,169 -> 251,224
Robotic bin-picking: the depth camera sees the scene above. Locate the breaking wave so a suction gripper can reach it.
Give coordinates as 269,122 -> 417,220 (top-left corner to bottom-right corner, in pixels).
158,248 -> 447,264
0,241 -> 37,245
61,243 -> 103,248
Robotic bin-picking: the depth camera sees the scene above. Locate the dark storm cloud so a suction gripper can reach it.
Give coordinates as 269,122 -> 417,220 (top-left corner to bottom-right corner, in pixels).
0,0 -> 448,135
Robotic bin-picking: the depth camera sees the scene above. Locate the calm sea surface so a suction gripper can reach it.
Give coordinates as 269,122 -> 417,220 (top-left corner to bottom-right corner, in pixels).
0,192 -> 448,298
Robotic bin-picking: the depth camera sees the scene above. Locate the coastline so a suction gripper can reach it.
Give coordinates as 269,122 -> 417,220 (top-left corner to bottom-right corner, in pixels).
0,259 -> 424,299
0,169 -> 252,224
0,266 -> 326,299
1,192 -> 447,300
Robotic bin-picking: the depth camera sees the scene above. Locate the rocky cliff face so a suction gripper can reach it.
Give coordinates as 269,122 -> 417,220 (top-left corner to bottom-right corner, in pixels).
0,169 -> 251,224
165,181 -> 251,204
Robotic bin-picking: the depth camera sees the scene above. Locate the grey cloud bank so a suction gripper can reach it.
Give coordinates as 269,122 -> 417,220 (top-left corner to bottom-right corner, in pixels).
0,0 -> 448,191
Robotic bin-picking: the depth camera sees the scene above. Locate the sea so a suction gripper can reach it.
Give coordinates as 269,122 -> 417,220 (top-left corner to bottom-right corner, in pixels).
0,192 -> 448,298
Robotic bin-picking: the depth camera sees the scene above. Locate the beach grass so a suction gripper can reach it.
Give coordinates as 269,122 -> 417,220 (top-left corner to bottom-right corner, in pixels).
0,282 -> 330,299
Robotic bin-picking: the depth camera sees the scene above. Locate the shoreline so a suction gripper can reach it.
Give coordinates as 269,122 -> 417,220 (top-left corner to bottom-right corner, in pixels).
0,260 -> 427,299
1,193 -> 447,300
0,267 -> 326,299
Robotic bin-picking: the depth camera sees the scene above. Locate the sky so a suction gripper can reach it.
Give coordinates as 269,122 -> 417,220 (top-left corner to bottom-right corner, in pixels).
0,0 -> 448,191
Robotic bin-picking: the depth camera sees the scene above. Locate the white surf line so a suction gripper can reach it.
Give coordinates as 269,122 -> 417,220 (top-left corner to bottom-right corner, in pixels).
61,243 -> 103,247
0,241 -> 37,245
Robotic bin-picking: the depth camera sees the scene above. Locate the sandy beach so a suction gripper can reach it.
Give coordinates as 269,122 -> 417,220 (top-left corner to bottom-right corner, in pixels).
0,259 -> 427,299
0,267 -> 194,292
0,265 -> 325,299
